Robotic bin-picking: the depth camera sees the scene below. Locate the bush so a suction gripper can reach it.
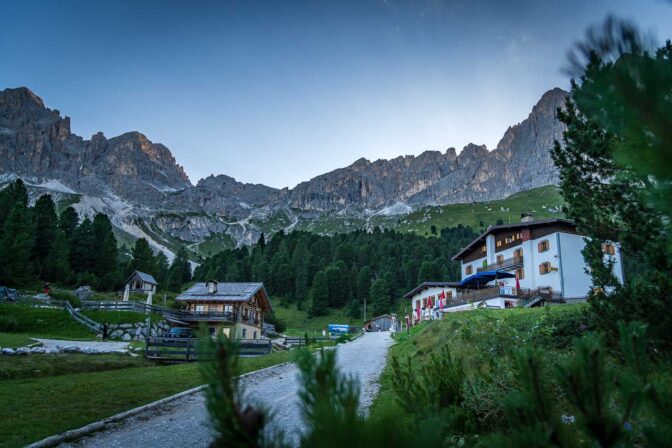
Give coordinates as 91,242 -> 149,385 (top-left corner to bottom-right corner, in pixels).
0,315 -> 19,332
49,290 -> 81,308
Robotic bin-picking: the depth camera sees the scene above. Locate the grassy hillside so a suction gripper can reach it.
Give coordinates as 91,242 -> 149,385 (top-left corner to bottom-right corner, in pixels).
0,304 -> 96,340
273,301 -> 363,336
392,185 -> 564,235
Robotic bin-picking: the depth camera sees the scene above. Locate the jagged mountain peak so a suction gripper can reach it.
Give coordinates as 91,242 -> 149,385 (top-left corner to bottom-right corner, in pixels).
0,86 -> 46,108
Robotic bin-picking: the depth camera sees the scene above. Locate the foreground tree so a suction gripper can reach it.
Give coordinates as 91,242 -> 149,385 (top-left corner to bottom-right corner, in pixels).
552,18 -> 672,348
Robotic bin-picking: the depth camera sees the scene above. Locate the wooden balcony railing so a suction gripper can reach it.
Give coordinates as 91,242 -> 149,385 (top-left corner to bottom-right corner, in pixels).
477,255 -> 524,273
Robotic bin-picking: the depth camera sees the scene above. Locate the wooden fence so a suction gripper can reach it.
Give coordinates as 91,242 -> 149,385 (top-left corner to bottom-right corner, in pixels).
64,301 -> 101,333
283,336 -> 331,346
144,336 -> 272,362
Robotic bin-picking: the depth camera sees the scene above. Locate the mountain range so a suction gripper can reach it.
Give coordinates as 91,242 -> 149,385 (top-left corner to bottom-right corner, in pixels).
0,86 -> 567,258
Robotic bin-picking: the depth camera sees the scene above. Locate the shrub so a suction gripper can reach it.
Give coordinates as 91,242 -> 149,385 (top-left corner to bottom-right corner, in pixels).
49,290 -> 81,308
0,315 -> 19,332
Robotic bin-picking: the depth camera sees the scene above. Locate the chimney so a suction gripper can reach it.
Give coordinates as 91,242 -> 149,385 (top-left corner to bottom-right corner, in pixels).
207,280 -> 218,294
521,213 -> 534,223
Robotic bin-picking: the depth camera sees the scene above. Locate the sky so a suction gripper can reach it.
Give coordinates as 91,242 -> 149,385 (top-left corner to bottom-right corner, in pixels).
2,0 -> 672,189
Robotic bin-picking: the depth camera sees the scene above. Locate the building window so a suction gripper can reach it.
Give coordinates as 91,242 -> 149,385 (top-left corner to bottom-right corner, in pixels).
446,290 -> 452,299
242,328 -> 247,339
496,240 -> 502,247
513,248 -> 523,261
538,240 -> 550,252
539,262 -> 552,275
195,304 -> 205,313
465,265 -> 473,275
602,243 -> 616,255
496,254 -> 504,265
253,331 -> 257,340
515,267 -> 525,280
481,245 -> 486,254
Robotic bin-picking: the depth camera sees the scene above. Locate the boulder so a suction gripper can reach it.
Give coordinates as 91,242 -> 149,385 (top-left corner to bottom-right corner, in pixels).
30,347 -> 47,354
82,347 -> 99,354
2,348 -> 16,355
61,346 -> 81,353
74,285 -> 93,301
15,347 -> 30,355
121,333 -> 132,341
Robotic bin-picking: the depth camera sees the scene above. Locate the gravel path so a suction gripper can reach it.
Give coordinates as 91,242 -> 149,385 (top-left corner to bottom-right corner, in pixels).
60,332 -> 393,448
35,339 -> 130,353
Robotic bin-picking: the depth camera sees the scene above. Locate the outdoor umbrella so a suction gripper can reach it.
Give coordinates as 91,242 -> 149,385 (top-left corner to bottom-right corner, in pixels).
458,270 -> 516,289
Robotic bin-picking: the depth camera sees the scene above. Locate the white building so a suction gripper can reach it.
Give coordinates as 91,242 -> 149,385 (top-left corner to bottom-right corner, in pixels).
403,281 -> 460,324
451,216 -> 624,307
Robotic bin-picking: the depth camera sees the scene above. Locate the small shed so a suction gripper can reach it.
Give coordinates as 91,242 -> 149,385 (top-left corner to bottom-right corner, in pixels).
364,314 -> 401,333
127,270 -> 158,294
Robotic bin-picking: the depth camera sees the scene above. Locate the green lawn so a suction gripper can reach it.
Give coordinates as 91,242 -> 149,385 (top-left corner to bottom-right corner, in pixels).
273,301 -> 363,336
0,333 -> 36,348
0,304 -> 96,340
0,353 -> 151,381
0,347 -> 301,447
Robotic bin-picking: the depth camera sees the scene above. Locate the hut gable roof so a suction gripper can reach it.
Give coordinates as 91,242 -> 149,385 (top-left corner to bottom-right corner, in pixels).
128,270 -> 158,286
176,282 -> 273,312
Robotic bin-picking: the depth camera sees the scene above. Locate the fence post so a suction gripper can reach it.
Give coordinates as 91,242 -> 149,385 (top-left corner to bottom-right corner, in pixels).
145,336 -> 149,358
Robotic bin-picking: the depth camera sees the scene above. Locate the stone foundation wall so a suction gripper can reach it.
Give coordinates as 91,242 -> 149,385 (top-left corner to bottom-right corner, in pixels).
104,321 -> 171,341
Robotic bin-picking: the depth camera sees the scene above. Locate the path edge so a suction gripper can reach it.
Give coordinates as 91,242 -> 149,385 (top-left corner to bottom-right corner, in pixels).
25,360 -> 294,448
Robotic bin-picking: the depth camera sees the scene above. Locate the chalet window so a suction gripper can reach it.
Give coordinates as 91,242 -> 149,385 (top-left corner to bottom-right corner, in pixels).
224,305 -> 233,314
496,240 -> 502,247
242,328 -> 247,339
602,243 -> 616,256
253,331 -> 257,340
195,304 -> 205,313
496,254 -> 504,265
481,245 -> 486,254
446,290 -> 452,299
514,248 -> 523,261
515,267 -> 525,280
538,240 -> 550,252
516,232 -> 522,240
539,262 -> 552,275
465,265 -> 473,275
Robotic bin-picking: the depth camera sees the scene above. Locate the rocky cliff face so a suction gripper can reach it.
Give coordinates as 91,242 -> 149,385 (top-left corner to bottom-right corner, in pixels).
0,85 -> 567,252
0,87 -> 191,205
287,87 -> 566,210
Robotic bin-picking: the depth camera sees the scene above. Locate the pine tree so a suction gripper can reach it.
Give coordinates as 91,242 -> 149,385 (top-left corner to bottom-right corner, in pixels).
59,206 -> 79,241
369,277 -> 391,317
309,270 -> 329,317
155,251 -> 170,290
0,203 -> 35,285
0,179 -> 28,230
32,194 -> 58,277
92,213 -> 120,290
168,246 -> 192,292
46,229 -> 72,283
70,218 -> 96,276
130,238 -> 156,275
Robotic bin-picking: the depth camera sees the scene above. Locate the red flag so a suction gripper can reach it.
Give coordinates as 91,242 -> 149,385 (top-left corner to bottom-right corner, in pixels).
439,290 -> 445,308
427,295 -> 433,308
515,276 -> 521,291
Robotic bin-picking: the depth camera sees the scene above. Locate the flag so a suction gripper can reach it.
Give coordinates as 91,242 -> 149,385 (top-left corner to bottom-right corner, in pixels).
515,275 -> 521,291
439,290 -> 445,308
427,295 -> 433,309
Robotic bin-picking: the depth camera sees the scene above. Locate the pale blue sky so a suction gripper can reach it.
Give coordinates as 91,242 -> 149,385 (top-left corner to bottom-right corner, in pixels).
2,0 -> 671,188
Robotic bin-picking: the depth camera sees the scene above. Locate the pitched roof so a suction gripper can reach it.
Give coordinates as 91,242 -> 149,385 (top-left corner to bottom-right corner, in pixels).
128,270 -> 158,285
175,282 -> 272,311
451,218 -> 577,261
403,281 -> 460,299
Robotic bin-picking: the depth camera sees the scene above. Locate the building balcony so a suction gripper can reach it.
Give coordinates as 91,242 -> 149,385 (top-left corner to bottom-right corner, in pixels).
477,255 -> 524,273
176,311 -> 235,322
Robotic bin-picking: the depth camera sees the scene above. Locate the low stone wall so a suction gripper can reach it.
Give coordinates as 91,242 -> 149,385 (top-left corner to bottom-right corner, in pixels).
105,321 -> 171,342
